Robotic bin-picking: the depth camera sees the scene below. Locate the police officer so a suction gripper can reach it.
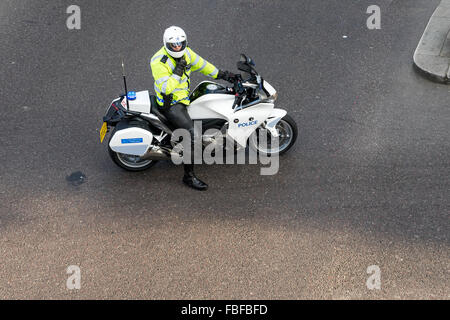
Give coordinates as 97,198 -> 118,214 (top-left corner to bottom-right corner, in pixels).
150,26 -> 235,191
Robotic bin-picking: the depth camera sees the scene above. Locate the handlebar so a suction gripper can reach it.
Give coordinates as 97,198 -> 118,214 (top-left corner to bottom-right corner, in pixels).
231,93 -> 242,110
230,75 -> 244,110
237,76 -> 246,93
232,73 -> 262,110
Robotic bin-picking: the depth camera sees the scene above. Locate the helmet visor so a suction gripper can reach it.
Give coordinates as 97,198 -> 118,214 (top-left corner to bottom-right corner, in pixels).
166,40 -> 187,53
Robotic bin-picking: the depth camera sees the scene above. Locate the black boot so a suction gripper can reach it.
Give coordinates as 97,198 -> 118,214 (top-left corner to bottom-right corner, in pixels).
183,164 -> 208,191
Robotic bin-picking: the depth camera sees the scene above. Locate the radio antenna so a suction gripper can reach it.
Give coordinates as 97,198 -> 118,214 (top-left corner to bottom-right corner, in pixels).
121,57 -> 130,111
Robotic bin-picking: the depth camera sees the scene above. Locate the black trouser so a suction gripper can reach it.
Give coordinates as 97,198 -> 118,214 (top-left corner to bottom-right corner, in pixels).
159,103 -> 198,174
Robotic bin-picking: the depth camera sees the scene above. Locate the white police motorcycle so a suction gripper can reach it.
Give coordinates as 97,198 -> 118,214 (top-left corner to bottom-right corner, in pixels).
99,54 -> 298,171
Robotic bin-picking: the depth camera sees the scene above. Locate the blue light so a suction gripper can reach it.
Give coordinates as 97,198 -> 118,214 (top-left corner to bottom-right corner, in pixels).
127,91 -> 137,100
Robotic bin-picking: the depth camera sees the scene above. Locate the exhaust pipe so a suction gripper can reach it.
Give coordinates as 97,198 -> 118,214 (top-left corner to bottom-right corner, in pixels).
141,146 -> 171,160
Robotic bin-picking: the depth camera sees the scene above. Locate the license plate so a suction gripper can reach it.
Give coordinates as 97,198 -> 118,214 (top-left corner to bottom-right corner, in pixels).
99,122 -> 108,143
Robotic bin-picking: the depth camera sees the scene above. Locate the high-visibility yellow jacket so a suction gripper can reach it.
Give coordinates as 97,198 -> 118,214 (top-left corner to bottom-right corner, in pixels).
150,46 -> 219,106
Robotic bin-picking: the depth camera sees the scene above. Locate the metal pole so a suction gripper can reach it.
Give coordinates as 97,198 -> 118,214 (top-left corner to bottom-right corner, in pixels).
122,58 -> 130,111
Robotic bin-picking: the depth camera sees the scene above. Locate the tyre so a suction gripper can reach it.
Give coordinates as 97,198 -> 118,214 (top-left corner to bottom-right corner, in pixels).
248,114 -> 298,156
107,129 -> 158,172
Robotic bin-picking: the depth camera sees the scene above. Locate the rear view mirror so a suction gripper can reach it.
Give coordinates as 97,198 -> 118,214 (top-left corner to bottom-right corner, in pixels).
240,53 -> 255,66
237,53 -> 259,81
237,61 -> 252,73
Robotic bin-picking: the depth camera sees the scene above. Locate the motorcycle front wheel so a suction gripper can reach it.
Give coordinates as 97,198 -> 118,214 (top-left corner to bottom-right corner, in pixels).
248,114 -> 298,156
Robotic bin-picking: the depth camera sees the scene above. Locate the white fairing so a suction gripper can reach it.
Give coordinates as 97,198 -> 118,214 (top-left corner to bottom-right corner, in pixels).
265,108 -> 287,138
227,103 -> 274,147
188,82 -> 276,147
267,108 -> 287,119
263,80 -> 276,97
124,90 -> 151,114
188,93 -> 235,119
109,127 -> 153,156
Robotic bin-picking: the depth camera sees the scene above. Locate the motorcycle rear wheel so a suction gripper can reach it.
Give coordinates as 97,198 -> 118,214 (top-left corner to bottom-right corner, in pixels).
107,130 -> 158,172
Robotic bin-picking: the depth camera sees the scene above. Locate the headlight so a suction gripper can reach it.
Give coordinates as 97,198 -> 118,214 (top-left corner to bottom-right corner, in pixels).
262,80 -> 277,103
264,91 -> 277,103
268,91 -> 278,102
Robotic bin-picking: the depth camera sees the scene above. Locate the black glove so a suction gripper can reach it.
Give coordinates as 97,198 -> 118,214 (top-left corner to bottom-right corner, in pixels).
173,57 -> 187,77
217,70 -> 236,83
161,93 -> 173,109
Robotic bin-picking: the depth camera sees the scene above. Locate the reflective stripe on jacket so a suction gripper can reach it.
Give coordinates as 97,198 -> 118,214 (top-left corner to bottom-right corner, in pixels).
150,46 -> 219,106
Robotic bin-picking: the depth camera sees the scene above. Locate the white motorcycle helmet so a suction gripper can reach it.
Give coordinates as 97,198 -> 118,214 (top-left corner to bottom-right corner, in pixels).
163,26 -> 187,59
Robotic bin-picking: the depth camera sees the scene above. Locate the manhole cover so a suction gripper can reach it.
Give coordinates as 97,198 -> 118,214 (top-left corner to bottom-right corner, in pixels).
66,171 -> 87,186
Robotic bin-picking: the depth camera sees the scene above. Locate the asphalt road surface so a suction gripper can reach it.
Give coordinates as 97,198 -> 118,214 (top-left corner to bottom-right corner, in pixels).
1,0 -> 449,299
